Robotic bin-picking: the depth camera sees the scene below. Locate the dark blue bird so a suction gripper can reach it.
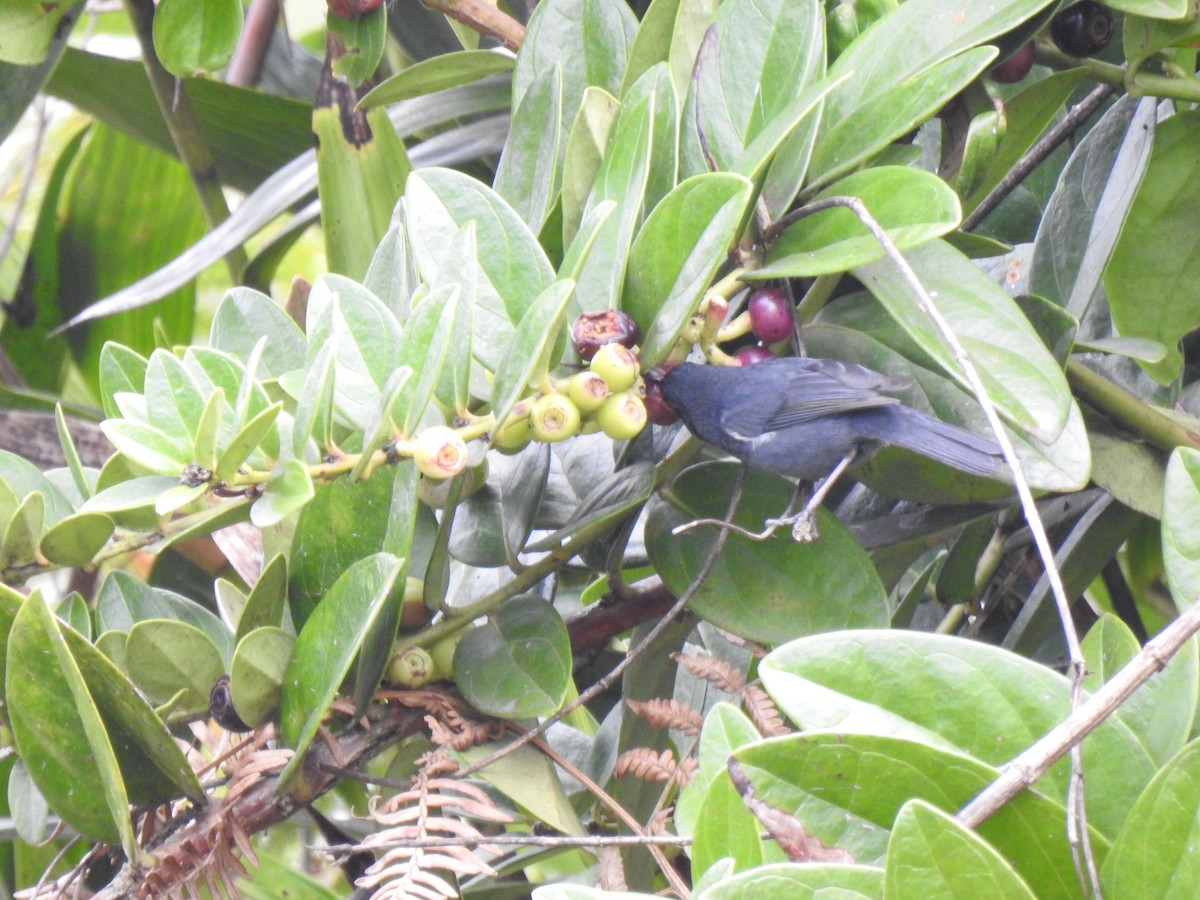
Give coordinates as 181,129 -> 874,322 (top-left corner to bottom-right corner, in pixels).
659,358 -> 1004,538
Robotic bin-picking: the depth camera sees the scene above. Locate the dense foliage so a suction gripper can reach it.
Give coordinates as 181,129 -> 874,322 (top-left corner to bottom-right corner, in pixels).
3,0 -> 1200,896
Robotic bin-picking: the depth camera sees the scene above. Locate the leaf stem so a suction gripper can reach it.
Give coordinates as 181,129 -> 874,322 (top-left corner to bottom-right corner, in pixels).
1067,358 -> 1200,452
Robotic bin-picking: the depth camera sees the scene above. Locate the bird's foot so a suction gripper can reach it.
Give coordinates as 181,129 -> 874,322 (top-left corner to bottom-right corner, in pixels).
764,510 -> 820,543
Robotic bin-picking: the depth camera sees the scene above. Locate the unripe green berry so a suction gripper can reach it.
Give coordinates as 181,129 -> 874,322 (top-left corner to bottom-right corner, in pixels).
566,371 -> 610,415
595,391 -> 648,440
419,457 -> 488,508
531,394 -> 582,443
589,343 -> 639,393
429,628 -> 468,681
492,414 -> 533,453
412,426 -> 468,479
387,645 -> 434,688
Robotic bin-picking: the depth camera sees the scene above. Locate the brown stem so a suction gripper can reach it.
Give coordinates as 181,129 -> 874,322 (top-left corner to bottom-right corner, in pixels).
419,0 -> 526,52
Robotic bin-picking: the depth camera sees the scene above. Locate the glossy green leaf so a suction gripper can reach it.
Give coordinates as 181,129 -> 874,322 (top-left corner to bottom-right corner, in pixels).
1100,738 -> 1200,898
100,419 -> 189,475
81,475 -> 175,531
406,167 -> 556,370
327,5 -> 387,85
646,462 -> 890,645
289,340 -> 336,459
38,511 -> 114,568
95,569 -> 233,662
230,626 -> 294,728
98,342 -> 150,421
691,768 -> 767,877
698,863 -> 884,899
237,553 -> 289,643
733,732 -> 1107,899
625,173 -> 753,366
191,386 -> 225,474
455,594 -> 572,718
490,279 -> 576,430
424,230 -> 476,415
1108,0 -> 1189,20
0,449 -> 79,526
1163,448 -> 1200,611
561,87 -> 619,250
495,63 -> 563,233
6,592 -> 135,854
676,702 -> 760,841
152,0 -> 242,78
1106,110 -> 1200,383
278,552 -> 403,787
1,491 -> 43,568
209,287 -> 306,379
394,284 -> 458,437
359,49 -> 514,108
251,458 -> 314,529
760,167 -> 961,277
454,739 -> 584,836
854,239 -> 1071,443
126,620 -> 225,717
885,799 -> 1037,899
54,404 -> 92,500
760,630 -> 1155,839
215,401 -> 282,483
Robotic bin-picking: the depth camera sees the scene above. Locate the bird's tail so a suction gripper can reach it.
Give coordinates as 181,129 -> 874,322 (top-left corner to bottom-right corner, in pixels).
888,406 -> 1005,477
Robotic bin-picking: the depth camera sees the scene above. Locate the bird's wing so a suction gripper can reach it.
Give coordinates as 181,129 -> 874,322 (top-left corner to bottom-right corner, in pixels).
721,358 -> 902,435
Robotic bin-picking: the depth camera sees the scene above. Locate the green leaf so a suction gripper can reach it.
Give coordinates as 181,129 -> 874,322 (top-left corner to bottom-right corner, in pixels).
358,49 -> 514,108
81,475 -> 176,531
676,702 -> 760,841
691,768 -> 769,876
100,419 -> 189,475
733,732 -> 1107,899
495,63 -> 564,233
425,228 -> 476,414
192,386 -> 226,474
327,5 -> 387,85
152,0 -> 242,78
1105,110 -> 1200,383
6,592 -> 136,855
230,626 -> 294,728
126,620 -> 225,717
393,284 -> 458,436
854,239 -> 1072,443
454,740 -> 584,836
209,287 -> 306,378
98,342 -> 149,422
278,552 -> 403,788
289,340 -> 336,458
1,491 -> 43,568
698,863 -> 885,899
1163,447 -> 1200,611
1108,0 -> 1189,20
760,630 -> 1156,840
646,462 -> 890,645
885,800 -> 1037,899
455,594 -> 572,718
1100,738 -> 1200,897
54,404 -> 93,501
237,552 -> 290,643
38,511 -> 114,568
561,87 -> 619,250
490,279 -> 576,430
95,570 -> 234,663
0,451 -> 74,527
760,167 -> 961,277
215,401 -> 282,483
251,458 -> 314,529
625,173 -> 754,367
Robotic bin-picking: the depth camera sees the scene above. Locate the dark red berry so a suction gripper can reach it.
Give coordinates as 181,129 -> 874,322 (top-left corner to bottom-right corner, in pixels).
571,310 -> 641,361
733,345 -> 775,366
747,288 -> 794,343
328,0 -> 384,17
643,365 -> 680,425
989,43 -> 1035,83
1050,1 -> 1113,57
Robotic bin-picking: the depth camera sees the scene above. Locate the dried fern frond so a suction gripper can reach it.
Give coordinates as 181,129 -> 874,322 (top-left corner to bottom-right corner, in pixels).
426,708 -> 504,751
626,698 -> 703,735
741,683 -> 790,737
614,747 -> 677,782
135,812 -> 254,899
673,652 -> 745,693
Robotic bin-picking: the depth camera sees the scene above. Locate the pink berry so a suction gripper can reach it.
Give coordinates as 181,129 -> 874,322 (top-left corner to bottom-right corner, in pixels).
734,346 -> 775,366
989,43 -> 1035,83
747,288 -> 793,343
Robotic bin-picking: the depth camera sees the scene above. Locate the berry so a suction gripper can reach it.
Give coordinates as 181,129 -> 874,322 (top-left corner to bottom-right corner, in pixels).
492,411 -> 533,453
747,288 -> 794,343
643,366 -> 680,426
590,343 -> 640,393
989,43 -> 1036,83
530,394 -> 582,443
595,392 -> 648,440
399,577 -> 431,631
566,371 -> 610,415
571,310 -> 640,361
1050,1 -> 1113,57
430,628 -> 467,681
328,0 -> 384,18
209,675 -> 252,733
412,426 -> 468,479
387,646 -> 434,688
734,345 -> 775,366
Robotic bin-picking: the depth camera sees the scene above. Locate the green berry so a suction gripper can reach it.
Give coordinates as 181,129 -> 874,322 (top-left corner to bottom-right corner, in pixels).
412,426 -> 468,479
531,394 -> 582,443
590,343 -> 639,393
566,371 -> 610,415
430,628 -> 467,681
595,391 -> 648,440
387,645 -> 434,688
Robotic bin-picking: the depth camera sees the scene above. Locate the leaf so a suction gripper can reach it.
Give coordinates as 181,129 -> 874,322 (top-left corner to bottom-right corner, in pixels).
358,49 -> 514,107
676,702 -> 760,841
854,239 -> 1072,443
454,740 -> 584,836
327,5 -> 387,85
697,863 -> 885,899
691,768 -> 769,876
1100,738 -> 1200,898
214,401 -> 282,483
495,63 -> 564,233
251,458 -> 314,529
625,173 -> 753,366
152,0 -> 242,78
885,800 -> 1037,899
760,630 -> 1156,840
94,570 -> 234,663
6,593 -> 136,856
560,87 -> 620,249
759,167 -> 961,277
0,450 -> 73,526
490,279 -> 576,430
230,626 -> 294,728
237,552 -> 290,642
1,491 -> 43,568
100,419 -> 190,475
645,462 -> 890,645
98,342 -> 149,421
209,287 -> 307,379
38,511 -> 114,568
126,620 -> 225,716
1105,109 -> 1200,383
278,553 -> 402,788
455,594 -> 572,718
1163,448 -> 1200,611
393,284 -> 458,436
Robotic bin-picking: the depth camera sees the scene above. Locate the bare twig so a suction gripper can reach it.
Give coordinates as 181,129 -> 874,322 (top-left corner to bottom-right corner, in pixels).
419,0 -> 525,52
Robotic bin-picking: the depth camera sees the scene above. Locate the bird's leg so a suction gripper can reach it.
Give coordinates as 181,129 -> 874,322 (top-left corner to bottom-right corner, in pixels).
766,449 -> 858,543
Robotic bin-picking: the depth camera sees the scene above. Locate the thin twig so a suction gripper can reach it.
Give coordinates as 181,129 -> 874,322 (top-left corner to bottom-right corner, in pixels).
958,597 -> 1200,827
330,832 -> 693,852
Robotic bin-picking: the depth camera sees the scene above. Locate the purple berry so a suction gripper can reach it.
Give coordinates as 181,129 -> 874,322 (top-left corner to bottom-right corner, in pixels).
571,310 -> 641,361
989,43 -> 1035,83
643,366 -> 680,425
733,345 -> 775,366
747,288 -> 794,343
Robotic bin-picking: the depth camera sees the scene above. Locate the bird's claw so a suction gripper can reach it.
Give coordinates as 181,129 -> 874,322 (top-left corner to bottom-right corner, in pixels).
764,512 -> 820,543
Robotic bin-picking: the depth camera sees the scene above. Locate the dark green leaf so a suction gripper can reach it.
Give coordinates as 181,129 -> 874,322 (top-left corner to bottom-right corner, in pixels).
126,620 -> 225,717
95,570 -> 233,663
495,63 -> 564,233
38,511 -> 113,568
152,0 -> 242,78
358,50 -> 514,108
230,626 -> 294,728
237,553 -> 290,642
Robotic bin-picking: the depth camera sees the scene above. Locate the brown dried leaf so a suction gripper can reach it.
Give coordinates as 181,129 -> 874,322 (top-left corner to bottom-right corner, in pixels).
741,683 -> 789,736
672,652 -> 745,693
728,759 -> 853,864
614,747 -> 676,782
626,697 -> 703,735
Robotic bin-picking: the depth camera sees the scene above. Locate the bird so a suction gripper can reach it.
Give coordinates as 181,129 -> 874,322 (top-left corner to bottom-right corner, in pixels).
658,357 -> 1005,540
